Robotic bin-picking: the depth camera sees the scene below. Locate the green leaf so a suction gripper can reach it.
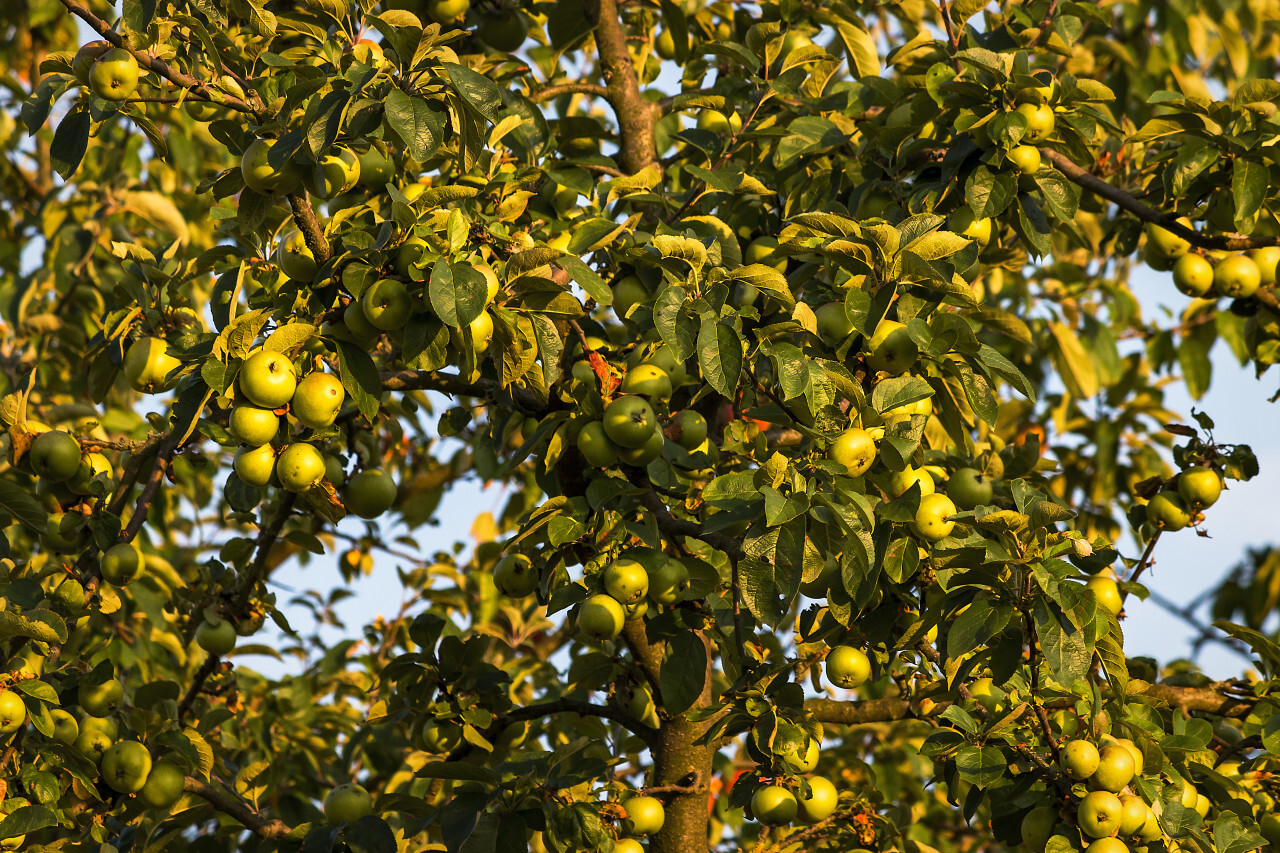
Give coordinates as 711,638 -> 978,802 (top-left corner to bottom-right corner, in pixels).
347,815 -> 399,853
429,260 -> 488,329
444,62 -> 504,123
0,609 -> 67,644
1212,621 -> 1280,678
1212,811 -> 1265,853
384,88 -> 444,163
334,340 -> 382,422
654,285 -> 697,362
1232,159 -> 1267,226
660,630 -> 707,716
1034,598 -> 1090,685
1048,322 -> 1099,399
1096,614 -> 1128,701
965,164 -> 1016,219
697,319 -> 742,400
12,679 -> 58,703
954,744 -> 1009,788
50,107 -> 90,180
0,805 -> 56,840
0,479 -> 47,533
870,374 -> 933,415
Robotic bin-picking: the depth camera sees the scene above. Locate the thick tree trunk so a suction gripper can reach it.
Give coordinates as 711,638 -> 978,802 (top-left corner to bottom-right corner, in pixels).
650,715 -> 715,853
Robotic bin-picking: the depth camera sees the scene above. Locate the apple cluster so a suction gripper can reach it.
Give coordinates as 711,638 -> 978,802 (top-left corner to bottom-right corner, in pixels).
575,554 -> 690,642
1146,219 -> 1280,300
71,40 -> 144,102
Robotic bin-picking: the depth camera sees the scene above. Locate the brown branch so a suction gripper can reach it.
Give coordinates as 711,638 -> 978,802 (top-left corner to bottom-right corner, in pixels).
229,492 -> 299,610
583,0 -> 657,173
177,656 -> 220,719
183,777 -> 292,839
1024,0 -> 1060,49
757,807 -> 857,853
380,369 -> 566,414
56,0 -> 254,114
442,696 -> 656,764
528,82 -> 610,103
1127,527 -> 1161,587
286,194 -> 331,264
1041,148 -> 1280,251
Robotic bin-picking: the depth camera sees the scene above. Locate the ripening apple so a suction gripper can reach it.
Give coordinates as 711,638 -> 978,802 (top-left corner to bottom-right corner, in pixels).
951,207 -> 993,248
139,760 -> 186,809
815,302 -> 854,345
603,396 -> 658,448
1092,745 -> 1136,792
195,617 -> 237,656
1015,102 -> 1055,142
344,469 -> 397,519
234,443 -> 276,488
239,350 -> 297,409
784,737 -> 820,773
621,795 -> 665,836
604,558 -> 650,605
1214,253 -> 1261,298
89,48 -> 141,101
1021,805 -> 1057,848
1085,839 -> 1129,853
305,147 -> 362,199
1087,574 -> 1123,616
576,421 -> 620,467
1177,467 -> 1221,508
229,404 -> 281,446
123,336 -> 181,393
291,372 -> 346,429
1061,739 -> 1101,779
697,109 -> 742,135
1172,254 -> 1214,297
1146,491 -> 1191,531
276,443 -> 326,492
798,776 -> 838,822
102,740 -> 153,793
427,0 -> 470,23
578,594 -> 626,641
361,278 -> 412,331
1251,246 -> 1280,286
866,320 -> 919,375
1113,738 -> 1144,776
621,364 -> 672,400
324,783 -> 373,823
1118,794 -> 1148,835
1007,145 -> 1041,175
68,451 -> 112,495
50,708 -> 79,745
647,558 -> 689,605
745,236 -> 787,272
1078,790 -> 1124,838
29,430 -> 83,482
277,230 -> 318,282
614,840 -> 644,853
494,553 -> 539,597
825,645 -> 871,689
240,138 -> 303,196
0,690 -> 26,735
1146,217 -> 1194,260
913,493 -> 957,541
830,427 -> 876,476
466,311 -> 495,354
671,410 -> 708,450
751,785 -> 798,825
947,468 -> 993,509
888,466 -> 935,498
73,40 -> 112,83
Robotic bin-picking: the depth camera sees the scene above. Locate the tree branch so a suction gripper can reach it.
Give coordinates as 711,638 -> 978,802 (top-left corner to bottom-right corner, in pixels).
1041,148 -> 1280,251
183,777 -> 292,839
56,0 -> 255,114
528,82 -> 610,103
380,369 -> 566,414
583,0 -> 657,173
286,193 -> 331,264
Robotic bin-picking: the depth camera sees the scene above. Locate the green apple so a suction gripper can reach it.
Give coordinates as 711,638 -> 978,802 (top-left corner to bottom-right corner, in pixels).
100,542 -> 143,585
277,230 -> 318,282
1085,839 -> 1129,853
784,737 -> 820,773
494,553 -> 539,597
1061,739 -> 1100,779
947,468 -> 993,509
1114,738 -> 1144,776
671,411 -> 708,450
1078,790 -> 1124,838
0,691 -> 26,735
1007,145 -> 1041,174
830,427 -> 876,476
29,430 -> 82,482
476,11 -> 529,51
969,676 -> 1004,711
612,276 -> 650,319
305,147 -> 361,199
913,493 -> 956,541
139,760 -> 187,809
798,776 -> 838,822
1016,102 -> 1055,142
751,785 -> 797,825
1021,805 -> 1057,848
229,405 -> 281,446
195,617 -> 237,656
1177,467 -> 1221,508
621,795 -> 665,836
1214,253 -> 1261,298
239,350 -> 297,409
102,740 -> 152,793
1118,794 -> 1148,835
888,466 -> 935,498
240,138 -> 302,196
744,236 -> 787,273
604,557 -> 649,605
1092,745 -> 1136,792
427,0 -> 470,23
697,109 -> 742,135
234,443 -> 276,488
867,320 -> 919,375
647,558 -> 689,605
291,372 -> 345,429
1147,217 -> 1194,260
361,279 -> 412,331
415,718 -> 463,753
68,451 -> 113,495
75,728 -> 112,763
43,511 -> 88,553
577,594 -> 626,641
89,48 -> 140,101
50,708 -> 79,745
344,469 -> 397,518
951,207 -> 993,248
815,302 -> 854,345
576,421 -> 620,467
324,783 -> 373,823
1146,491 -> 1191,531
342,300 -> 381,345
826,645 -> 871,689
123,337 -> 181,393
1087,574 -> 1123,616
73,40 -> 112,83
1172,254 -> 1214,297
654,28 -> 676,60
603,396 -> 658,448
620,364 -> 672,400
357,146 -> 394,189
617,427 -> 664,466
276,443 -> 326,492
1250,246 -> 1280,286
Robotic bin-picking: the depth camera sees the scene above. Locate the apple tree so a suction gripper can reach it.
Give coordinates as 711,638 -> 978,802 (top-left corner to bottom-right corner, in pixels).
2,0 -> 1280,850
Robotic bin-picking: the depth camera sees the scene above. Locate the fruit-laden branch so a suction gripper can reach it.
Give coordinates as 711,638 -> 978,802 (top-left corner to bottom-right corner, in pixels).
183,776 -> 292,839
286,194 -> 331,264
443,696 -> 657,765
1040,147 -> 1280,251
805,678 -> 1260,725
380,369 -> 566,414
56,0 -> 255,114
582,0 -> 658,173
